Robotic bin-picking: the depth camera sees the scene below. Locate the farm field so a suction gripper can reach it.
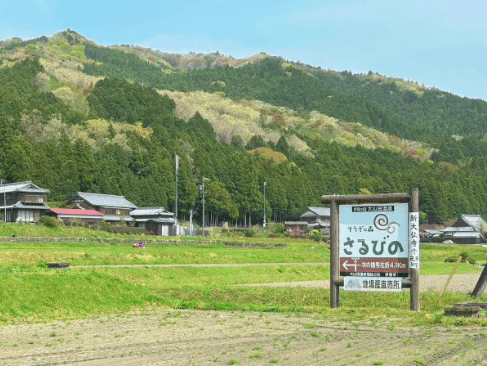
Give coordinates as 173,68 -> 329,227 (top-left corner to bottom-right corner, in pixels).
0,232 -> 487,364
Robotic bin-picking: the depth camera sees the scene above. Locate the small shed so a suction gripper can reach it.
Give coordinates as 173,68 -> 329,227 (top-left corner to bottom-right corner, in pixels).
284,221 -> 308,237
50,209 -> 104,227
144,218 -> 176,236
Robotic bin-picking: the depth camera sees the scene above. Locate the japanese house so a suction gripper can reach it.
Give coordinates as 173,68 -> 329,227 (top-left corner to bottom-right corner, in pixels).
68,192 -> 137,224
49,208 -> 104,227
299,206 -> 331,233
0,181 -> 50,223
130,207 -> 175,236
440,214 -> 486,244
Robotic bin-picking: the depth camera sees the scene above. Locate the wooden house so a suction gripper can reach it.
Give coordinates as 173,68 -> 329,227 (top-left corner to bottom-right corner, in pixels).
130,207 -> 175,236
0,181 -> 50,223
49,208 -> 104,227
68,192 -> 137,224
440,215 -> 486,244
299,207 -> 331,235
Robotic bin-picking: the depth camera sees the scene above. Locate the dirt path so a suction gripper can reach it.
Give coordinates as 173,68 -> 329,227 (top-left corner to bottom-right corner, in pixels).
70,262 -> 327,269
0,309 -> 486,366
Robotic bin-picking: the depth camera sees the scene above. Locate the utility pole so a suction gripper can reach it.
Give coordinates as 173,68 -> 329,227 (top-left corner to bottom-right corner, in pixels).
0,179 -> 6,223
202,177 -> 210,236
263,181 -> 267,228
175,154 -> 179,236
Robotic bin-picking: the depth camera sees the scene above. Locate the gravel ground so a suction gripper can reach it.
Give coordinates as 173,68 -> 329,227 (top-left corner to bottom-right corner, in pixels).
242,273 -> 485,294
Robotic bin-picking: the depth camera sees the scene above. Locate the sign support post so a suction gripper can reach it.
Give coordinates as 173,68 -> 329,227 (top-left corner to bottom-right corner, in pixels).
330,199 -> 340,308
322,189 -> 420,312
409,187 -> 420,311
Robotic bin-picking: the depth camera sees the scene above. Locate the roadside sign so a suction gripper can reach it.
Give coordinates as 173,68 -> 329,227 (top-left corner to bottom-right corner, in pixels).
344,276 -> 402,292
339,203 -> 409,280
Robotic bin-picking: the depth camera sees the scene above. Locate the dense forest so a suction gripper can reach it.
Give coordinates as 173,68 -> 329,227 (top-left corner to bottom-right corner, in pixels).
1,30 -> 487,226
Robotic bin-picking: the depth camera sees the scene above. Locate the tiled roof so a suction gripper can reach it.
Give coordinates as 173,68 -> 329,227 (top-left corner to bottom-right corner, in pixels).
300,207 -> 330,218
0,202 -> 50,210
452,232 -> 483,238
51,209 -> 104,216
145,218 -> 176,224
130,207 -> 174,217
442,226 -> 476,232
103,215 -> 134,221
73,192 -> 137,209
0,181 -> 49,194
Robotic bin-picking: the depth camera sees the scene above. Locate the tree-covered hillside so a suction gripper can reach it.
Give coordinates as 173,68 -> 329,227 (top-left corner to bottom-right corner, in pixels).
1,30 -> 487,225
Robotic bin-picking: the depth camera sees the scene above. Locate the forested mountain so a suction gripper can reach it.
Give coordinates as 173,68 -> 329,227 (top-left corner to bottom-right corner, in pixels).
1,29 -> 487,225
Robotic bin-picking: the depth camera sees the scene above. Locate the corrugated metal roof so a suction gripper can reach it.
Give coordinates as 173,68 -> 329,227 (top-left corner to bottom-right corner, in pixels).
130,207 -> 174,217
73,192 -> 137,209
51,209 -> 103,216
0,181 -> 49,194
284,221 -> 308,225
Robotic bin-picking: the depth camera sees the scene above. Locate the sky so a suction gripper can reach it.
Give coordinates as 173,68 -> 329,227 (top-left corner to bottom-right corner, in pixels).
1,0 -> 486,100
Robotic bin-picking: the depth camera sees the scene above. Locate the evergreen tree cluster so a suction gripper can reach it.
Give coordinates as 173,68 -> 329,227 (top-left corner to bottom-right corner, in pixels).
2,35 -> 487,226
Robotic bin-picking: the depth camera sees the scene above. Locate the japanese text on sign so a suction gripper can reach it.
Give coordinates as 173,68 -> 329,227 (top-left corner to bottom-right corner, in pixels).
339,203 -> 409,259
409,212 -> 420,269
344,276 -> 402,292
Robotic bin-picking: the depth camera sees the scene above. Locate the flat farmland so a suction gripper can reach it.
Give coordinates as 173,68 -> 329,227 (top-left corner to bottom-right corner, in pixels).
0,238 -> 487,365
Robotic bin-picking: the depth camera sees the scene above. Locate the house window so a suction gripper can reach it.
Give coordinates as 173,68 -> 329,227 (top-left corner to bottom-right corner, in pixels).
17,210 -> 34,222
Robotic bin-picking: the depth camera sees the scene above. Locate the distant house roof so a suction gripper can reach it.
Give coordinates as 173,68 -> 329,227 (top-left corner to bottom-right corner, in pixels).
0,201 -> 50,210
103,215 -> 134,222
51,209 -> 104,217
300,207 -> 330,219
460,215 -> 486,231
284,221 -> 308,226
0,181 -> 49,194
452,232 -> 483,238
130,207 -> 174,217
441,214 -> 486,240
70,192 -> 137,209
146,218 -> 176,224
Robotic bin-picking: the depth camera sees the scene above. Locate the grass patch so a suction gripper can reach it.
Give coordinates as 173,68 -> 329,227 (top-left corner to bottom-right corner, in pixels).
0,268 -> 157,323
0,238 -> 486,327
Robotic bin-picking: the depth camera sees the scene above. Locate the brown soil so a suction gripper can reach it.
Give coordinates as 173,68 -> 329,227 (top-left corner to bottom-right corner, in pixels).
0,309 -> 486,366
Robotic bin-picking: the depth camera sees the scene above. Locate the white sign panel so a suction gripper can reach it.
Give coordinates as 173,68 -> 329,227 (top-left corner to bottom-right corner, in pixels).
344,276 -> 402,292
339,203 -> 409,259
408,212 -> 420,269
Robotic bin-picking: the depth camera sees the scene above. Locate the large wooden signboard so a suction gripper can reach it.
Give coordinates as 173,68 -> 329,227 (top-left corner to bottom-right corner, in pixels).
322,189 -> 420,311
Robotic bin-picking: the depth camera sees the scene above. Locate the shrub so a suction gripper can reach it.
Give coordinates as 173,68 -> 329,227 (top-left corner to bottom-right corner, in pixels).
37,216 -> 62,228
269,223 -> 285,234
244,229 -> 256,237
